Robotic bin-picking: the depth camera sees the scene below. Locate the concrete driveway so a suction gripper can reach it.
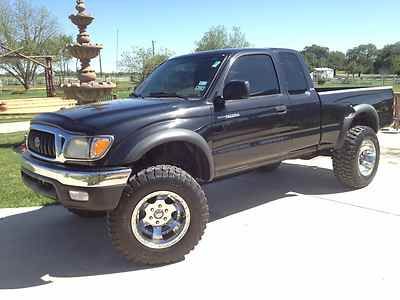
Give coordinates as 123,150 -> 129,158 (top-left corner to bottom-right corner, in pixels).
0,133 -> 399,299
0,122 -> 30,134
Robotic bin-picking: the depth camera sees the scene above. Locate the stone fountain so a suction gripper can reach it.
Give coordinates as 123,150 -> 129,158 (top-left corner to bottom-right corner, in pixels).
63,0 -> 115,104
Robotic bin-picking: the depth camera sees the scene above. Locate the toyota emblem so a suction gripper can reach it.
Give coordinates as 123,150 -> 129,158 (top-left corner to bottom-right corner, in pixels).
34,136 -> 41,149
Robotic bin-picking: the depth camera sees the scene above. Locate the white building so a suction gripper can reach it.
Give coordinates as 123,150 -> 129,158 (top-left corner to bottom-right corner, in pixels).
311,67 -> 335,80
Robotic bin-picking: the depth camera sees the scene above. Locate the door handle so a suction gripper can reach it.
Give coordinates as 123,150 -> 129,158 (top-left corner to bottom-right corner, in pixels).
274,105 -> 287,114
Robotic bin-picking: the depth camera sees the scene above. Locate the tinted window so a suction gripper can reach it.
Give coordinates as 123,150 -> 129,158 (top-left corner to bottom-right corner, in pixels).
279,52 -> 309,94
226,55 -> 280,96
136,54 -> 226,99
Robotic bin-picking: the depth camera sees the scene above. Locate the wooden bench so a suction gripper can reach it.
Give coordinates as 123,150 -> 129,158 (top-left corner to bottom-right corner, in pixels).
0,97 -> 76,115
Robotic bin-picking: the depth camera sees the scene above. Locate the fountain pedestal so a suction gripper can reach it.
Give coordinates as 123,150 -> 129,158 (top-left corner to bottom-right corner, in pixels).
63,0 -> 115,104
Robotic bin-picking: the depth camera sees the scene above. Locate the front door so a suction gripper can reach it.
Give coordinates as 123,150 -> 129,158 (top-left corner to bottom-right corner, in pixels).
211,54 -> 291,177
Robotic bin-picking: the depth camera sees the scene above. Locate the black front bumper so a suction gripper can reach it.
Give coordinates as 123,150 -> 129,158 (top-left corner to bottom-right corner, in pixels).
21,153 -> 132,212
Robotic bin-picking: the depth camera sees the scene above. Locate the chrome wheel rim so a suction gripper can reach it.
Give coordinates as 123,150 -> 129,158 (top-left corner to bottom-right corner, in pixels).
131,191 -> 191,249
358,139 -> 377,177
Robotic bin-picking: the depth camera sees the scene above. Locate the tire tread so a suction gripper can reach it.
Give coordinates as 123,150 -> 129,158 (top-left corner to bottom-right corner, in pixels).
332,126 -> 379,189
107,165 -> 209,265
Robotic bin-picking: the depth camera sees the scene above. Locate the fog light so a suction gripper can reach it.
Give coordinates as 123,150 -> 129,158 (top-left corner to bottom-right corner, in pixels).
69,191 -> 89,202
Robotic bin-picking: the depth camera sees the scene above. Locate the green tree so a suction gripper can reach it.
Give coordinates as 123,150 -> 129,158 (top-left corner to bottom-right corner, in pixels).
346,48 -> 363,78
346,44 -> 377,77
47,35 -> 74,84
0,0 -> 67,89
302,45 -> 346,76
120,47 -> 173,84
301,45 -> 330,69
228,26 -> 251,49
195,25 -> 250,52
374,42 -> 400,74
392,55 -> 400,76
327,51 -> 346,76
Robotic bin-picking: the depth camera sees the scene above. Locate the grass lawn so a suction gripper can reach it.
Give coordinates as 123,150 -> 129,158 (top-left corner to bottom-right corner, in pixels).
319,77 -> 400,92
0,132 -> 55,208
0,81 -> 133,123
0,81 -> 134,101
0,88 -> 50,100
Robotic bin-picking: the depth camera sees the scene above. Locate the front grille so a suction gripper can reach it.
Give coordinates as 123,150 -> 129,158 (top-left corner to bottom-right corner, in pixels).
28,129 -> 56,159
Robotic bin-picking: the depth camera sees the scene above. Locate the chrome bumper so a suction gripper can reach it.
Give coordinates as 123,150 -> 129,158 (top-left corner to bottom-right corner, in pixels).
21,154 -> 132,188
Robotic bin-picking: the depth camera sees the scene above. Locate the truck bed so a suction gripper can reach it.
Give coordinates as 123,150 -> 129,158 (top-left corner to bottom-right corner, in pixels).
316,86 -> 394,146
317,86 -> 393,126
315,86 -> 387,93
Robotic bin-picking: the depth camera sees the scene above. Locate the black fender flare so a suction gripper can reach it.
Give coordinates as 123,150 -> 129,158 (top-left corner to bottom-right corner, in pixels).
335,104 -> 379,149
124,129 -> 214,181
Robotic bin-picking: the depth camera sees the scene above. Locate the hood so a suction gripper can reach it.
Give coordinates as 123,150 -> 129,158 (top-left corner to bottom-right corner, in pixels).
32,98 -> 186,135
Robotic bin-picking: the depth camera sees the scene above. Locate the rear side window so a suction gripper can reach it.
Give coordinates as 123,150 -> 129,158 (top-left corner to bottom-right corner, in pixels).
226,54 -> 280,96
279,52 -> 309,94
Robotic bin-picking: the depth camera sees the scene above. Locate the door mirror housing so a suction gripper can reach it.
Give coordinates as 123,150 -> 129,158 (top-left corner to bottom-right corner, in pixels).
223,81 -> 250,100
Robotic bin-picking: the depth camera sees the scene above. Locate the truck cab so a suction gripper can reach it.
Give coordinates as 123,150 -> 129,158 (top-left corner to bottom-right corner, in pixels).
207,49 -> 322,177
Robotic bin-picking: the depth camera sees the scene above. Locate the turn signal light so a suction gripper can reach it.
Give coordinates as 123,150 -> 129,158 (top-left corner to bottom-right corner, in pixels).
90,137 -> 113,159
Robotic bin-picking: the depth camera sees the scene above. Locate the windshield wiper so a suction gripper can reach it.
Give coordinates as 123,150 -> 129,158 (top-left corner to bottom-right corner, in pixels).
149,91 -> 189,100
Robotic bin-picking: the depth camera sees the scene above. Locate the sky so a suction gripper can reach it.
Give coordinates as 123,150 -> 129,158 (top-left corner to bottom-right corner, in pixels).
31,0 -> 400,72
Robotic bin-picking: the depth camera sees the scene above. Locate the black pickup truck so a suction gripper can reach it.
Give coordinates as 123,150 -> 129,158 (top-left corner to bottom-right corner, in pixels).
21,48 -> 394,264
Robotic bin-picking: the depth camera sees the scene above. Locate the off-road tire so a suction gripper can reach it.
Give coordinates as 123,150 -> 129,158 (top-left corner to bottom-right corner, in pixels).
68,208 -> 106,218
260,162 -> 282,172
332,126 -> 380,189
107,165 -> 209,265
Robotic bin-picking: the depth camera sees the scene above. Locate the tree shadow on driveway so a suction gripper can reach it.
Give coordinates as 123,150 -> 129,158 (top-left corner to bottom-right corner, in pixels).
0,162 -> 346,289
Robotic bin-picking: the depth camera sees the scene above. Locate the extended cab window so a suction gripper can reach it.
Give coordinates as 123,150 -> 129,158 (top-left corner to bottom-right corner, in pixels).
226,55 -> 280,97
279,52 -> 309,95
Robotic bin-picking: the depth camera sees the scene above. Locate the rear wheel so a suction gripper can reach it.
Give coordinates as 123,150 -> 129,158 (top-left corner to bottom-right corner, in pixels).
107,165 -> 209,265
332,126 -> 380,189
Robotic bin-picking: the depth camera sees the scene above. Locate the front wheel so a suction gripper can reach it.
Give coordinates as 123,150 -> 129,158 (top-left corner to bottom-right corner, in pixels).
107,165 -> 209,265
332,126 -> 380,189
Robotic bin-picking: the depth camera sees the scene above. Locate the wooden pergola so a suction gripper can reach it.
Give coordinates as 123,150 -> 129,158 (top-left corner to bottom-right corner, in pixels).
0,43 -> 56,97
394,93 -> 400,129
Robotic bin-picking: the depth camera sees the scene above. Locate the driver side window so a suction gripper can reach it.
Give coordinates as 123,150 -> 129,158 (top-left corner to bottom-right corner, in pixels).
226,54 -> 280,97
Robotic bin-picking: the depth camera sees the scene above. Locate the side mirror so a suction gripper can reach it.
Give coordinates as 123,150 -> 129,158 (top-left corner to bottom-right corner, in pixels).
223,81 -> 250,100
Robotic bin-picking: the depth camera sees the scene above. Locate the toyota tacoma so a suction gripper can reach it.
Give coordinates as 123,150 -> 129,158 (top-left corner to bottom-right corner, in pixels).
21,48 -> 394,264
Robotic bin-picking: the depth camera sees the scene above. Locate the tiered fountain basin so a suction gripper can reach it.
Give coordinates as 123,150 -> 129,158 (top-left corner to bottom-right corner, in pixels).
64,81 -> 116,104
69,14 -> 94,28
67,43 -> 103,60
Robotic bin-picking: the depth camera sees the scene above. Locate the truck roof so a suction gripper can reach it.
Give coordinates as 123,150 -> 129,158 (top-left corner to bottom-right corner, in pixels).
174,48 -> 298,59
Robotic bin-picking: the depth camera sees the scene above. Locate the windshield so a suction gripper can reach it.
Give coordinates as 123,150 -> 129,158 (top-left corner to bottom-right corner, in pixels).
135,54 -> 227,99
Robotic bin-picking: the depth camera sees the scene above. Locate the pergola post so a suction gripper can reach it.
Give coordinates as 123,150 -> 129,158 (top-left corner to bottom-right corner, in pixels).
45,57 -> 56,97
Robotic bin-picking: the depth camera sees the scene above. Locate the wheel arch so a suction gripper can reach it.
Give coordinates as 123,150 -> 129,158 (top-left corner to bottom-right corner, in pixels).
335,104 -> 380,149
124,129 -> 214,181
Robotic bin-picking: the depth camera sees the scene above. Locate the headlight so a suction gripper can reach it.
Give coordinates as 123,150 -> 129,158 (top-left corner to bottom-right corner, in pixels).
64,136 -> 114,160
